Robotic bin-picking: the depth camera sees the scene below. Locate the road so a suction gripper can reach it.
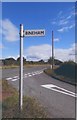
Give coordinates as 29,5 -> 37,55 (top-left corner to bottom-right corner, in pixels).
2,65 -> 76,118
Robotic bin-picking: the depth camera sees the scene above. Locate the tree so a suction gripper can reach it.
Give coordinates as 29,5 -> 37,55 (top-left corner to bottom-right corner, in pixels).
38,60 -> 44,64
47,57 -> 63,65
17,57 -> 26,65
48,57 -> 52,64
3,58 -> 16,65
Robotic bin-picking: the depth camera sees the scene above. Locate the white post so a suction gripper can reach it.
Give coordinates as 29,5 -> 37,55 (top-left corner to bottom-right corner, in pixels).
19,24 -> 23,111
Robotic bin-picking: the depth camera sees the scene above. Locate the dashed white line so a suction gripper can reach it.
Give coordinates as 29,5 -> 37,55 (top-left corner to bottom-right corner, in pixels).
28,74 -> 32,77
27,73 -> 31,75
32,73 -> 36,75
13,76 -> 18,79
6,69 -> 44,82
12,78 -> 19,81
6,77 -> 12,80
24,73 -> 27,75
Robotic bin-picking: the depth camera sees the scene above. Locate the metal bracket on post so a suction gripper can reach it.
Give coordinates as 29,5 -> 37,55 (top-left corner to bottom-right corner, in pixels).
19,24 -> 23,111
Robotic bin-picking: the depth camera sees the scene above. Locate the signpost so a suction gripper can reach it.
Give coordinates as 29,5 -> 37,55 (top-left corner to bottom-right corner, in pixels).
19,24 -> 23,111
19,24 -> 45,111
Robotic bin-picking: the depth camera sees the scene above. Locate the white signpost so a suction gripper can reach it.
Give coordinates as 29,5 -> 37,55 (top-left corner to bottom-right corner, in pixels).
19,24 -> 45,111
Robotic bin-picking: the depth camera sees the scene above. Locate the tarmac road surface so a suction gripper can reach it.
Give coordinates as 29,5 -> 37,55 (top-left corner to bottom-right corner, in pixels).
2,65 -> 76,118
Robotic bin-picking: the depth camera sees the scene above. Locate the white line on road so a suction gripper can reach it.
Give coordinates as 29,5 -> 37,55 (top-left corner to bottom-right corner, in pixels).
31,72 -> 39,75
27,73 -> 31,75
6,69 -> 44,81
12,78 -> 19,81
41,84 -> 76,98
13,76 -> 19,79
28,74 -> 32,77
37,71 -> 43,74
24,74 -> 27,75
6,77 -> 12,80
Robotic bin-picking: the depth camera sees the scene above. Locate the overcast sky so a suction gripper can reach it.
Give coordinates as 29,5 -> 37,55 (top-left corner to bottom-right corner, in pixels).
0,2 -> 76,62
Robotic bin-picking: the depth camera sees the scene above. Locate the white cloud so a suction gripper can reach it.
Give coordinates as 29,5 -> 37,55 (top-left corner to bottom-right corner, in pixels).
59,19 -> 69,25
51,7 -> 75,33
0,19 -> 19,42
57,27 -> 68,32
66,15 -> 72,20
1,43 -> 76,62
69,24 -> 75,29
25,44 -> 51,61
57,24 -> 75,32
24,43 -> 76,62
55,43 -> 76,62
55,48 -> 75,62
54,38 -> 60,42
51,12 -> 72,26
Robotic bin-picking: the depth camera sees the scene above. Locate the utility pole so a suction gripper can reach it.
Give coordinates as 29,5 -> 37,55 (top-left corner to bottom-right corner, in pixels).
19,24 -> 23,111
52,31 -> 54,70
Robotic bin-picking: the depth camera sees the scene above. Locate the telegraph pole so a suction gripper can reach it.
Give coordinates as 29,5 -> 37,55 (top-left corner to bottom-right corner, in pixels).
19,24 -> 23,111
52,31 -> 54,70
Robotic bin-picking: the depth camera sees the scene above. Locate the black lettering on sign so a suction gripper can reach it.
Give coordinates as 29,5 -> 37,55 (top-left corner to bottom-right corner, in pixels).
41,31 -> 44,35
24,30 -> 45,36
28,31 -> 34,35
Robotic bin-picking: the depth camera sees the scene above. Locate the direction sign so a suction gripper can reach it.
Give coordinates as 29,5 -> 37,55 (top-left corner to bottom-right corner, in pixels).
24,29 -> 45,37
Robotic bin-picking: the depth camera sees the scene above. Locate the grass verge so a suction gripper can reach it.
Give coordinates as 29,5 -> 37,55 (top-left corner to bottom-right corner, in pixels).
1,65 -> 19,69
2,80 -> 47,118
1,64 -> 49,69
44,68 -> 76,86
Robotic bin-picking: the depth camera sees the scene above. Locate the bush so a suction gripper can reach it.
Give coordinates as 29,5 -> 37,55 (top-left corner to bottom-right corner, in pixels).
54,61 -> 77,80
44,61 -> 77,85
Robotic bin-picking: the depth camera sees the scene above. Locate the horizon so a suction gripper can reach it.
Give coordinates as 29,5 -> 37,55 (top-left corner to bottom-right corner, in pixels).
0,56 -> 76,63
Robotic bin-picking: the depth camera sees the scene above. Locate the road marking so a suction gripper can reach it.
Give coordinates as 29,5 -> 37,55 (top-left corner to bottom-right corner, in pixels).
27,73 -> 31,75
6,69 -> 44,81
37,71 -> 43,74
32,72 -> 38,75
25,73 -> 27,75
12,78 -> 19,81
28,74 -> 32,77
41,84 -> 77,98
13,76 -> 18,79
6,77 -> 12,80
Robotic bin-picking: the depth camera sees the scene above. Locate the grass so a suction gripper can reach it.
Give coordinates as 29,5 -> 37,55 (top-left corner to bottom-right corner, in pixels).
44,62 -> 77,85
1,65 -> 19,69
1,64 -> 49,69
2,80 -> 47,118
